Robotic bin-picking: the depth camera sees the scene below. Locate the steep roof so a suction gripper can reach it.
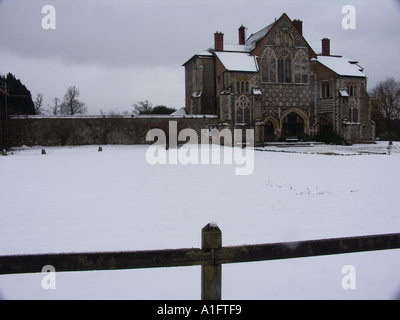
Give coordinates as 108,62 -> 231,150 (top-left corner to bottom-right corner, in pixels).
245,22 -> 275,50
246,13 -> 317,58
182,49 -> 213,66
312,56 -> 366,77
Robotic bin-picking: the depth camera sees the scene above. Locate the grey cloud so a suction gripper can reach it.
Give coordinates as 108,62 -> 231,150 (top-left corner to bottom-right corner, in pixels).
0,0 -> 399,113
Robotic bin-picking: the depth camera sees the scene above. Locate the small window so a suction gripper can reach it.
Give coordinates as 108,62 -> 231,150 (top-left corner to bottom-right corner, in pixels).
236,79 -> 250,94
346,83 -> 357,97
322,83 -> 330,98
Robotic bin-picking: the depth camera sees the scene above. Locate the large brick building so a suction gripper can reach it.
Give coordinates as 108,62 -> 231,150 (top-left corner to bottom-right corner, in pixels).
183,13 -> 374,145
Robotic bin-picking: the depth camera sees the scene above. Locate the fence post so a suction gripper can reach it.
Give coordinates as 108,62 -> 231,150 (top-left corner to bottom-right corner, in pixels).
201,223 -> 222,300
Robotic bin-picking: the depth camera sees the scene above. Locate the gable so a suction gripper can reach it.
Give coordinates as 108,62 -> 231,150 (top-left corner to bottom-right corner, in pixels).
249,13 -> 316,59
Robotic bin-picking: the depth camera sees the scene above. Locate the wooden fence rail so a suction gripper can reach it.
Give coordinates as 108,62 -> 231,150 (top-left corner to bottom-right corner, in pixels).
1,223 -> 400,299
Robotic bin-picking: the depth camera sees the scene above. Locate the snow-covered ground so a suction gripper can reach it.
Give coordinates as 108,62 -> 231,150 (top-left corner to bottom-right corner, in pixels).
1,141 -> 400,300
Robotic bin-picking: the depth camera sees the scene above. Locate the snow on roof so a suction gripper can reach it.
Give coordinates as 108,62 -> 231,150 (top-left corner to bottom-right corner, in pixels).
215,51 -> 258,72
170,107 -> 187,116
245,22 -> 275,50
312,56 -> 365,77
220,44 -> 251,53
196,50 -> 213,56
182,49 -> 213,66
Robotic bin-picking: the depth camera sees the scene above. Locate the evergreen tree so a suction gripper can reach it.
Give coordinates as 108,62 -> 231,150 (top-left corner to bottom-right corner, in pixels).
0,73 -> 35,115
151,105 -> 177,114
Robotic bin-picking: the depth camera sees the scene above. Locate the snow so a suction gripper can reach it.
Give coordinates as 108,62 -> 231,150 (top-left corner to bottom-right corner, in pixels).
312,56 -> 365,77
1,142 -> 400,299
215,51 -> 259,72
191,91 -> 202,98
170,108 -> 187,116
196,50 -> 213,56
208,221 -> 218,228
219,44 -> 252,53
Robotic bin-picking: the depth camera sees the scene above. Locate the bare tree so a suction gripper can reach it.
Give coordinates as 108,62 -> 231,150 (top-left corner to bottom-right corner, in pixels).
370,77 -> 400,120
60,86 -> 87,115
48,97 -> 60,116
132,100 -> 153,115
34,92 -> 44,115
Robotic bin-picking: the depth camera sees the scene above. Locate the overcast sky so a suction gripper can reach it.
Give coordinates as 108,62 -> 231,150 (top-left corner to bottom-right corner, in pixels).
1,0 -> 399,114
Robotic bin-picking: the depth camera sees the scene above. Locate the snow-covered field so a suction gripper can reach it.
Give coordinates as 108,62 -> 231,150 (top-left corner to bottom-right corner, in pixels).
1,141 -> 400,300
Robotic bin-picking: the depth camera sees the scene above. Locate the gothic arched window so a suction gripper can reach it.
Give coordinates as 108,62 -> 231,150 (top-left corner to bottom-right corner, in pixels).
236,95 -> 251,124
261,48 -> 276,83
277,51 -> 292,83
293,49 -> 309,84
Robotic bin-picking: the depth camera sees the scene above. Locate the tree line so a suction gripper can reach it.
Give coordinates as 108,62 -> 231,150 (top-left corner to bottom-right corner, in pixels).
370,77 -> 400,140
0,73 -> 87,116
2,72 -> 399,139
0,73 -> 177,117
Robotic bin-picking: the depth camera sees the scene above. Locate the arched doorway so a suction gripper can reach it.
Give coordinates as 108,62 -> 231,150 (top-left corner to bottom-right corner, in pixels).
282,112 -> 304,137
264,121 -> 275,142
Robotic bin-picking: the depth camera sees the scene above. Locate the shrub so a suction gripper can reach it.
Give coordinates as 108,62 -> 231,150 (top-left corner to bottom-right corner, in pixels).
315,131 -> 348,145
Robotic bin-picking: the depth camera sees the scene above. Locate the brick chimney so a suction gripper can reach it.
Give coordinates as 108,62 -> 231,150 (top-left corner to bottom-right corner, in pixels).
238,25 -> 246,45
293,19 -> 303,36
214,32 -> 224,51
322,38 -> 330,56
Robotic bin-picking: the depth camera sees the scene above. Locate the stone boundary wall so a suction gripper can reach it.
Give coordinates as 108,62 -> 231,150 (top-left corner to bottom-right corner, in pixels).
6,115 -> 219,147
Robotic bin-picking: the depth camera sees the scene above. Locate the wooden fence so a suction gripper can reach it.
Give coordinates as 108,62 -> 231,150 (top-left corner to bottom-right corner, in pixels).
1,223 -> 400,299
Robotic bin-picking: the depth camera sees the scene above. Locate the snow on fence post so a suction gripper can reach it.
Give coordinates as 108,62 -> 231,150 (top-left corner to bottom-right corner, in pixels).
201,222 -> 222,300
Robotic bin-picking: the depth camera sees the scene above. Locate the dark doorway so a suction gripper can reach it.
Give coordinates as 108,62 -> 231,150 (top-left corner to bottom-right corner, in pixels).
319,117 -> 333,135
264,121 -> 275,142
282,112 -> 304,137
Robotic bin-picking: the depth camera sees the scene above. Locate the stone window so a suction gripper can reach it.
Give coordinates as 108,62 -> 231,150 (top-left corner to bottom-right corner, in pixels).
349,107 -> 359,123
293,49 -> 309,84
322,82 -> 330,98
261,48 -> 276,83
236,79 -> 250,94
236,95 -> 251,124
277,51 -> 292,83
346,83 -> 357,97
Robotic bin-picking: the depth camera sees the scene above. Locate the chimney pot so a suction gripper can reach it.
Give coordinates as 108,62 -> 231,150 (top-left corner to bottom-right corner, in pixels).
238,25 -> 246,45
322,38 -> 330,56
293,19 -> 303,35
214,32 -> 224,51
